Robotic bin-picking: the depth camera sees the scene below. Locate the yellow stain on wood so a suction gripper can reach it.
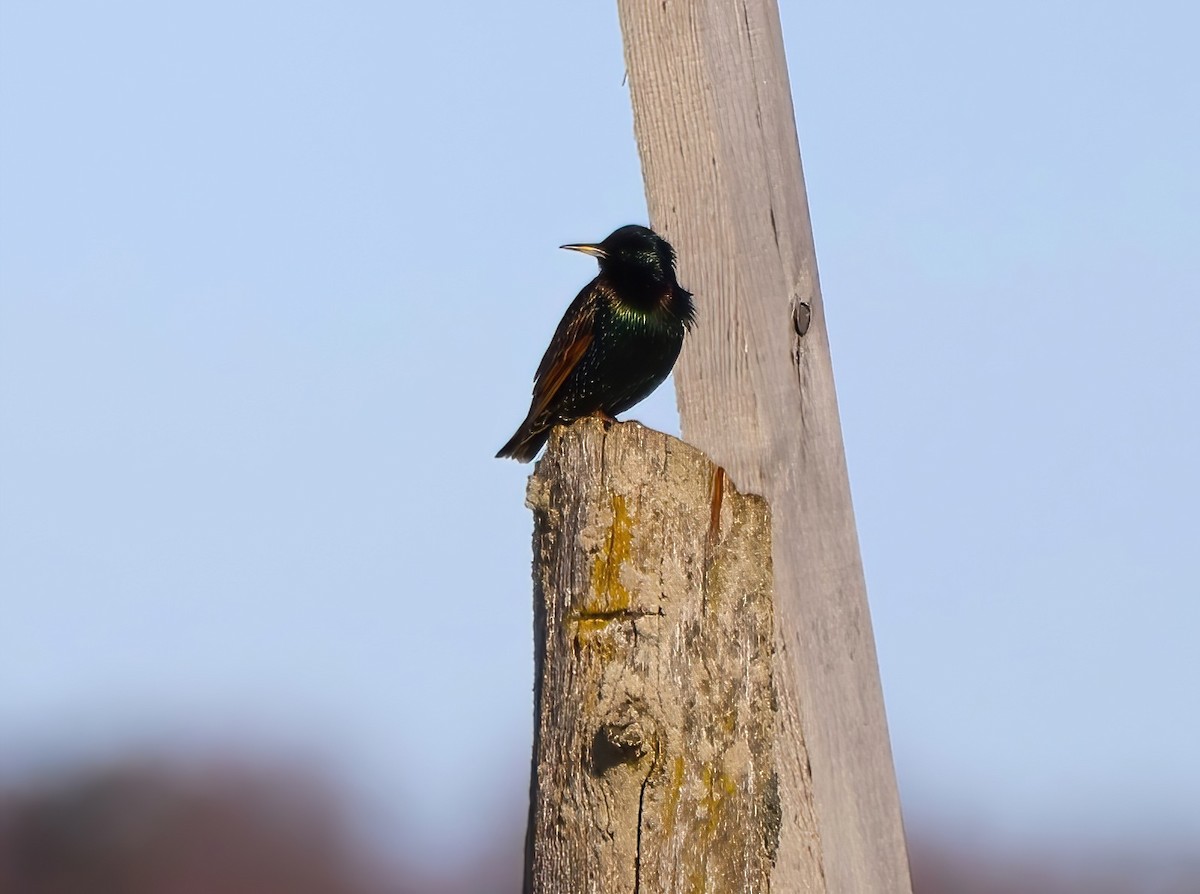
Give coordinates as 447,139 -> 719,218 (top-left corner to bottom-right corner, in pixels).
576,618 -> 612,637
586,494 -> 634,616
686,763 -> 740,894
719,709 -> 737,735
573,621 -> 618,664
661,754 -> 686,843
569,495 -> 635,655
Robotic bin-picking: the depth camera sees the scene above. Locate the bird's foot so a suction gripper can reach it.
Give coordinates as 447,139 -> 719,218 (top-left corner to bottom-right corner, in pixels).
591,409 -> 618,428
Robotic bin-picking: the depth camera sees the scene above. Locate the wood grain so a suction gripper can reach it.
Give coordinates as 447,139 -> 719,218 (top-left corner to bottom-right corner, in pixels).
524,418 -> 812,893
615,1 -> 913,891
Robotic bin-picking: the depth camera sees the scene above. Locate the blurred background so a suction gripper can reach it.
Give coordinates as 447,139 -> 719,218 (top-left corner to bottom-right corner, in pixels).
2,1 -> 1198,891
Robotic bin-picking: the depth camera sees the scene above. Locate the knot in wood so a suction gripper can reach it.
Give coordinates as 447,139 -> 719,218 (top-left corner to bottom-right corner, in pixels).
792,298 -> 812,338
591,706 -> 653,775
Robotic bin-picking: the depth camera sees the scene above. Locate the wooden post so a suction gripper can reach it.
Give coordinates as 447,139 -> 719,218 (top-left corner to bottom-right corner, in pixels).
524,418 -> 803,893
614,2 -> 913,893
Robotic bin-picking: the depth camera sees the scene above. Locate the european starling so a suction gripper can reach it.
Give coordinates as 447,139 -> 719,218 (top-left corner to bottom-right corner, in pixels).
496,224 -> 695,462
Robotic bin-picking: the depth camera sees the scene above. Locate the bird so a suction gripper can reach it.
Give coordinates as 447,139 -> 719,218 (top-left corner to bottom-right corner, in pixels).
496,224 -> 695,463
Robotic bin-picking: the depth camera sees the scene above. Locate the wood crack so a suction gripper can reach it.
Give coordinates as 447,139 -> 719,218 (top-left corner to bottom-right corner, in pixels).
632,760 -> 652,893
570,607 -> 663,622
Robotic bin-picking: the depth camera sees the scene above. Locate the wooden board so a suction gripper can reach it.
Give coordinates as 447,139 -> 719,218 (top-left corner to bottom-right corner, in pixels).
616,2 -> 913,891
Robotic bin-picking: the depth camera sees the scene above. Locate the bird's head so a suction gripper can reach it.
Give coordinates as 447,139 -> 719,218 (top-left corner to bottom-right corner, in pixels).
560,224 -> 678,286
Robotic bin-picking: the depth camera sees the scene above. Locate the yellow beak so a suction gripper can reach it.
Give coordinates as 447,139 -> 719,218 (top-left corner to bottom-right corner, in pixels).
559,243 -> 607,259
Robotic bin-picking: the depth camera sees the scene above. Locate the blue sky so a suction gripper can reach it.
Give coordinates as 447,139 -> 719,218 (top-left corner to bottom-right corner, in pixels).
2,0 -> 1198,865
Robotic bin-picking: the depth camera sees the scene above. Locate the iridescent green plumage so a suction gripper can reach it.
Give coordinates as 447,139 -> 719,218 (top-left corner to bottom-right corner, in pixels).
497,225 -> 695,463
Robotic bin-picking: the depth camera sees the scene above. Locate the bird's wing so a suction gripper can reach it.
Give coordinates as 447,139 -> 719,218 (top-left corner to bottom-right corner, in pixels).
527,283 -> 598,425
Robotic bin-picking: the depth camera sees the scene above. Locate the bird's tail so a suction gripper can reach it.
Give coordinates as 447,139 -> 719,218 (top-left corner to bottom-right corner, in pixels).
495,422 -> 550,463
